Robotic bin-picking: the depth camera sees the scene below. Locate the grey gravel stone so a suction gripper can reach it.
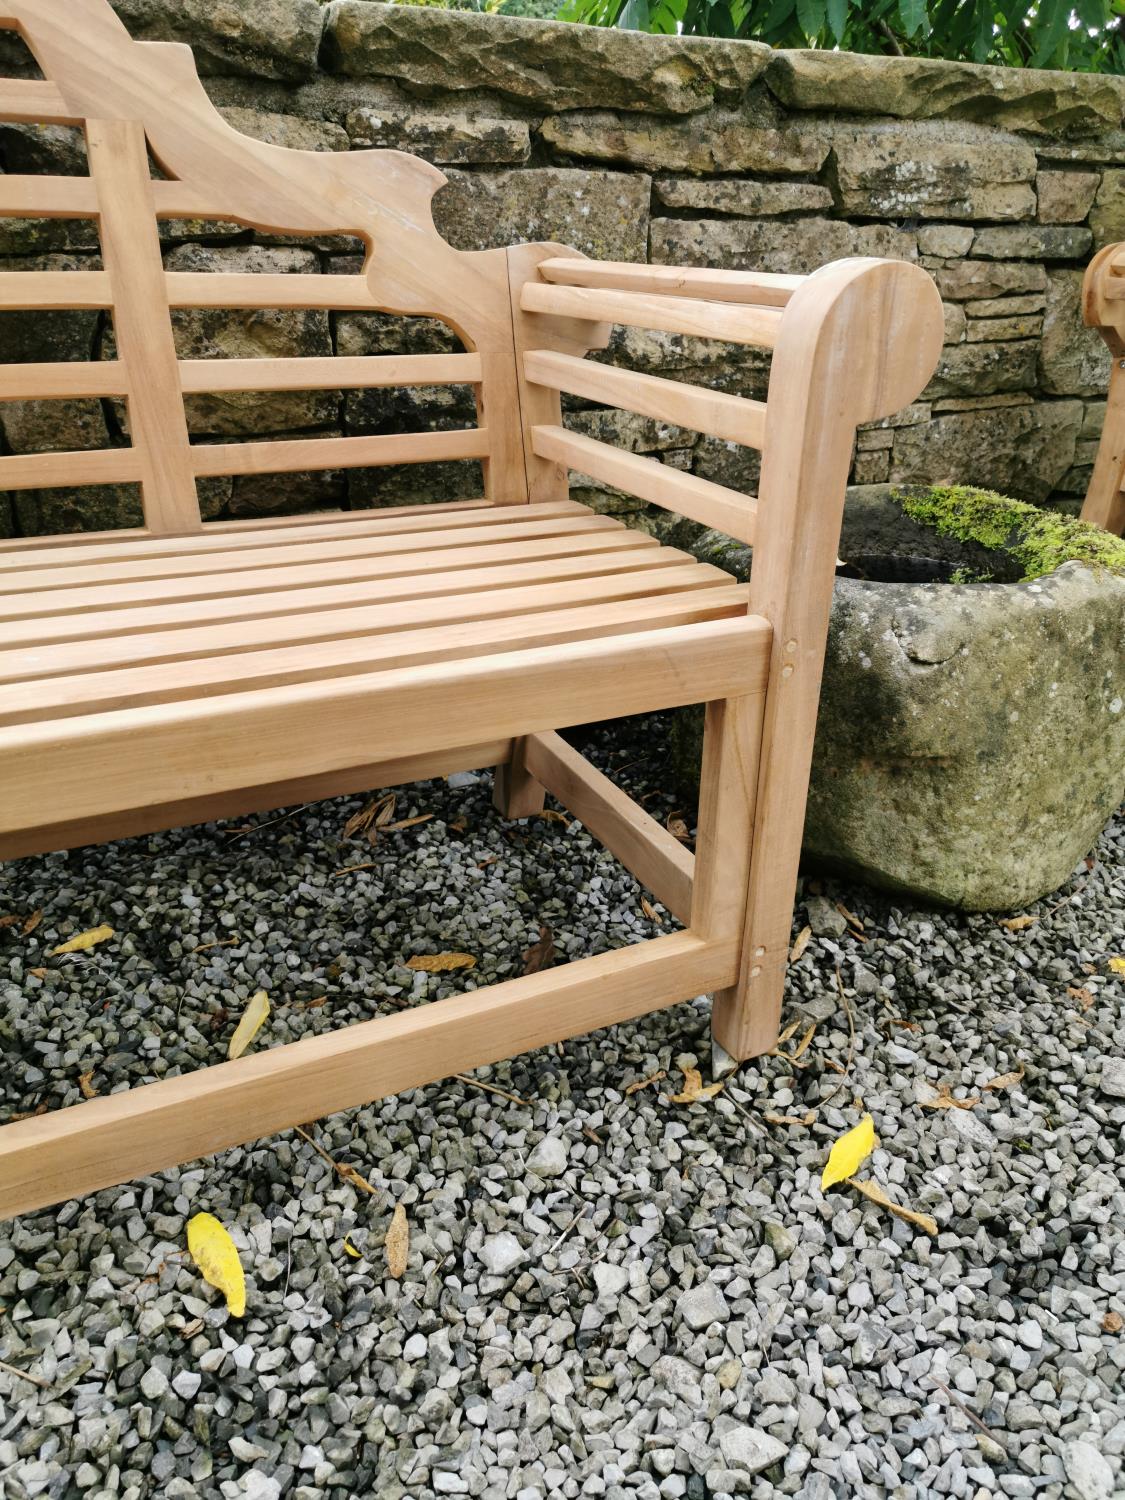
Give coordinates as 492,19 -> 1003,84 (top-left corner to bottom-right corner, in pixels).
675,1278 -> 729,1330
1098,1056 -> 1125,1099
477,1232 -> 524,1275
1,720 -> 1123,1500
717,1424 -> 789,1474
526,1134 -> 569,1177
1065,1442 -> 1117,1500
806,896 -> 848,938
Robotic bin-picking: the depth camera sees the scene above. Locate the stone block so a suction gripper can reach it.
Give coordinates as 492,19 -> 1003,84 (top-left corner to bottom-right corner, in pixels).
653,178 -> 833,216
852,449 -> 891,485
970,225 -> 1092,260
323,4 -> 769,114
229,468 -> 348,518
14,485 -> 145,536
943,304 -> 967,345
218,107 -> 349,153
336,309 -> 463,359
765,50 -> 1125,137
916,224 -> 975,258
434,169 -> 649,262
349,458 -> 484,510
346,107 -> 530,165
963,294 -> 1045,317
539,111 -> 828,176
108,0 -> 325,82
1035,170 -> 1100,224
890,398 -> 1082,503
935,261 -> 1048,301
0,397 -> 110,457
826,121 -> 1036,221
1090,170 -> 1125,250
964,314 -> 1043,342
926,341 -> 1039,399
0,122 -> 88,175
1038,270 -> 1112,398
650,217 -> 915,276
692,435 -> 760,496
160,245 -> 336,437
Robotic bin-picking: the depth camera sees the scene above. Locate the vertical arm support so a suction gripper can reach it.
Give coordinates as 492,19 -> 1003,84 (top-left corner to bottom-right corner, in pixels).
1079,245 -> 1125,536
85,117 -> 200,535
711,257 -> 944,1060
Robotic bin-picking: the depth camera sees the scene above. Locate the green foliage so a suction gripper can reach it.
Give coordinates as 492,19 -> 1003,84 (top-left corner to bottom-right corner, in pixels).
558,0 -> 1124,73
892,485 -> 1125,583
493,0 -> 566,15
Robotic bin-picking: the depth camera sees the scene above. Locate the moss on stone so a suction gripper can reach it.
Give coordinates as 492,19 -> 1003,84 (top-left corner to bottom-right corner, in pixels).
891,484 -> 1125,584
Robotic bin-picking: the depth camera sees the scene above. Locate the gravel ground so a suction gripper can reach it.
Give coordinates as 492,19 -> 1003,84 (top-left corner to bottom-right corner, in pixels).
1,714 -> 1123,1500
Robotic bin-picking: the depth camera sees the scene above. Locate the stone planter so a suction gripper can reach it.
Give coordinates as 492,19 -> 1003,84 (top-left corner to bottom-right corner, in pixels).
679,485 -> 1125,910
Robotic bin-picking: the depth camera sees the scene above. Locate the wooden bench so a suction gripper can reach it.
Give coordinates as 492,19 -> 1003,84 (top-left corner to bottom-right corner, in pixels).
1081,242 -> 1125,536
0,0 -> 943,1219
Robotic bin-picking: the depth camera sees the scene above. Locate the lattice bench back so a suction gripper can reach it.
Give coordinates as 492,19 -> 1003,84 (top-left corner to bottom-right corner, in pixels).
0,0 -> 524,534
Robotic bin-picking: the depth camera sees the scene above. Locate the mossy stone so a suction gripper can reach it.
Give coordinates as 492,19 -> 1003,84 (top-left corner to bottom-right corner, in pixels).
674,486 -> 1125,910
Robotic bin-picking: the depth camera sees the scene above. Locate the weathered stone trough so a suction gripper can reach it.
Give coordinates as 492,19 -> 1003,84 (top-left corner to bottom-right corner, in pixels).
679,486 -> 1125,910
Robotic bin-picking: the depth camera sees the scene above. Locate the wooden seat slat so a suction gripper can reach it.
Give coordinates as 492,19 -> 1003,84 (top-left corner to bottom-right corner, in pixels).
0,526 -> 659,620
0,562 -> 730,685
0,510 -> 623,594
0,618 -> 770,838
0,584 -> 750,726
1,545 -> 696,648
0,499 -> 572,569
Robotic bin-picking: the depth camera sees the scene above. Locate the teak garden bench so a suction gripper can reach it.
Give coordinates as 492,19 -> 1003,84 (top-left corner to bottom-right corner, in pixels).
0,0 -> 943,1220
1081,242 -> 1125,537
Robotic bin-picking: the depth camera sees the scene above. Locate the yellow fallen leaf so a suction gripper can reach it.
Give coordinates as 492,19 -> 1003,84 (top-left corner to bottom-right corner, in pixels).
919,1082 -> 980,1111
383,814 -> 434,833
821,1114 -> 875,1190
624,1069 -> 666,1096
789,925 -> 812,963
669,1066 -> 724,1103
228,990 -> 270,1061
406,952 -> 476,973
48,924 -> 114,956
791,1023 -> 817,1061
640,897 -> 663,925
336,1162 -> 379,1196
537,809 -> 570,826
983,1066 -> 1024,1092
342,1234 -> 362,1259
847,1176 -> 937,1237
998,915 -> 1036,932
385,1204 -> 409,1279
1109,956 -> 1125,976
186,1212 -> 246,1317
764,1111 -> 816,1127
77,1070 -> 98,1100
22,910 -> 42,936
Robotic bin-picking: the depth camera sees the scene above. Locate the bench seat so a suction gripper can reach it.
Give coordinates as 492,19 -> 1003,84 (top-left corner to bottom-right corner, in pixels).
0,496 -> 763,859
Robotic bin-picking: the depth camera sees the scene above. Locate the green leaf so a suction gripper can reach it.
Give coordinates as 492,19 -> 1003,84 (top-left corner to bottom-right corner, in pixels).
618,0 -> 650,27
897,0 -> 927,34
825,0 -> 848,41
1029,0 -> 1073,66
795,0 -> 826,35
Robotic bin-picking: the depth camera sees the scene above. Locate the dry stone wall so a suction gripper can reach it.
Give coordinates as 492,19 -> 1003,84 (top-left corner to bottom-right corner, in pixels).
0,1 -> 1123,536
